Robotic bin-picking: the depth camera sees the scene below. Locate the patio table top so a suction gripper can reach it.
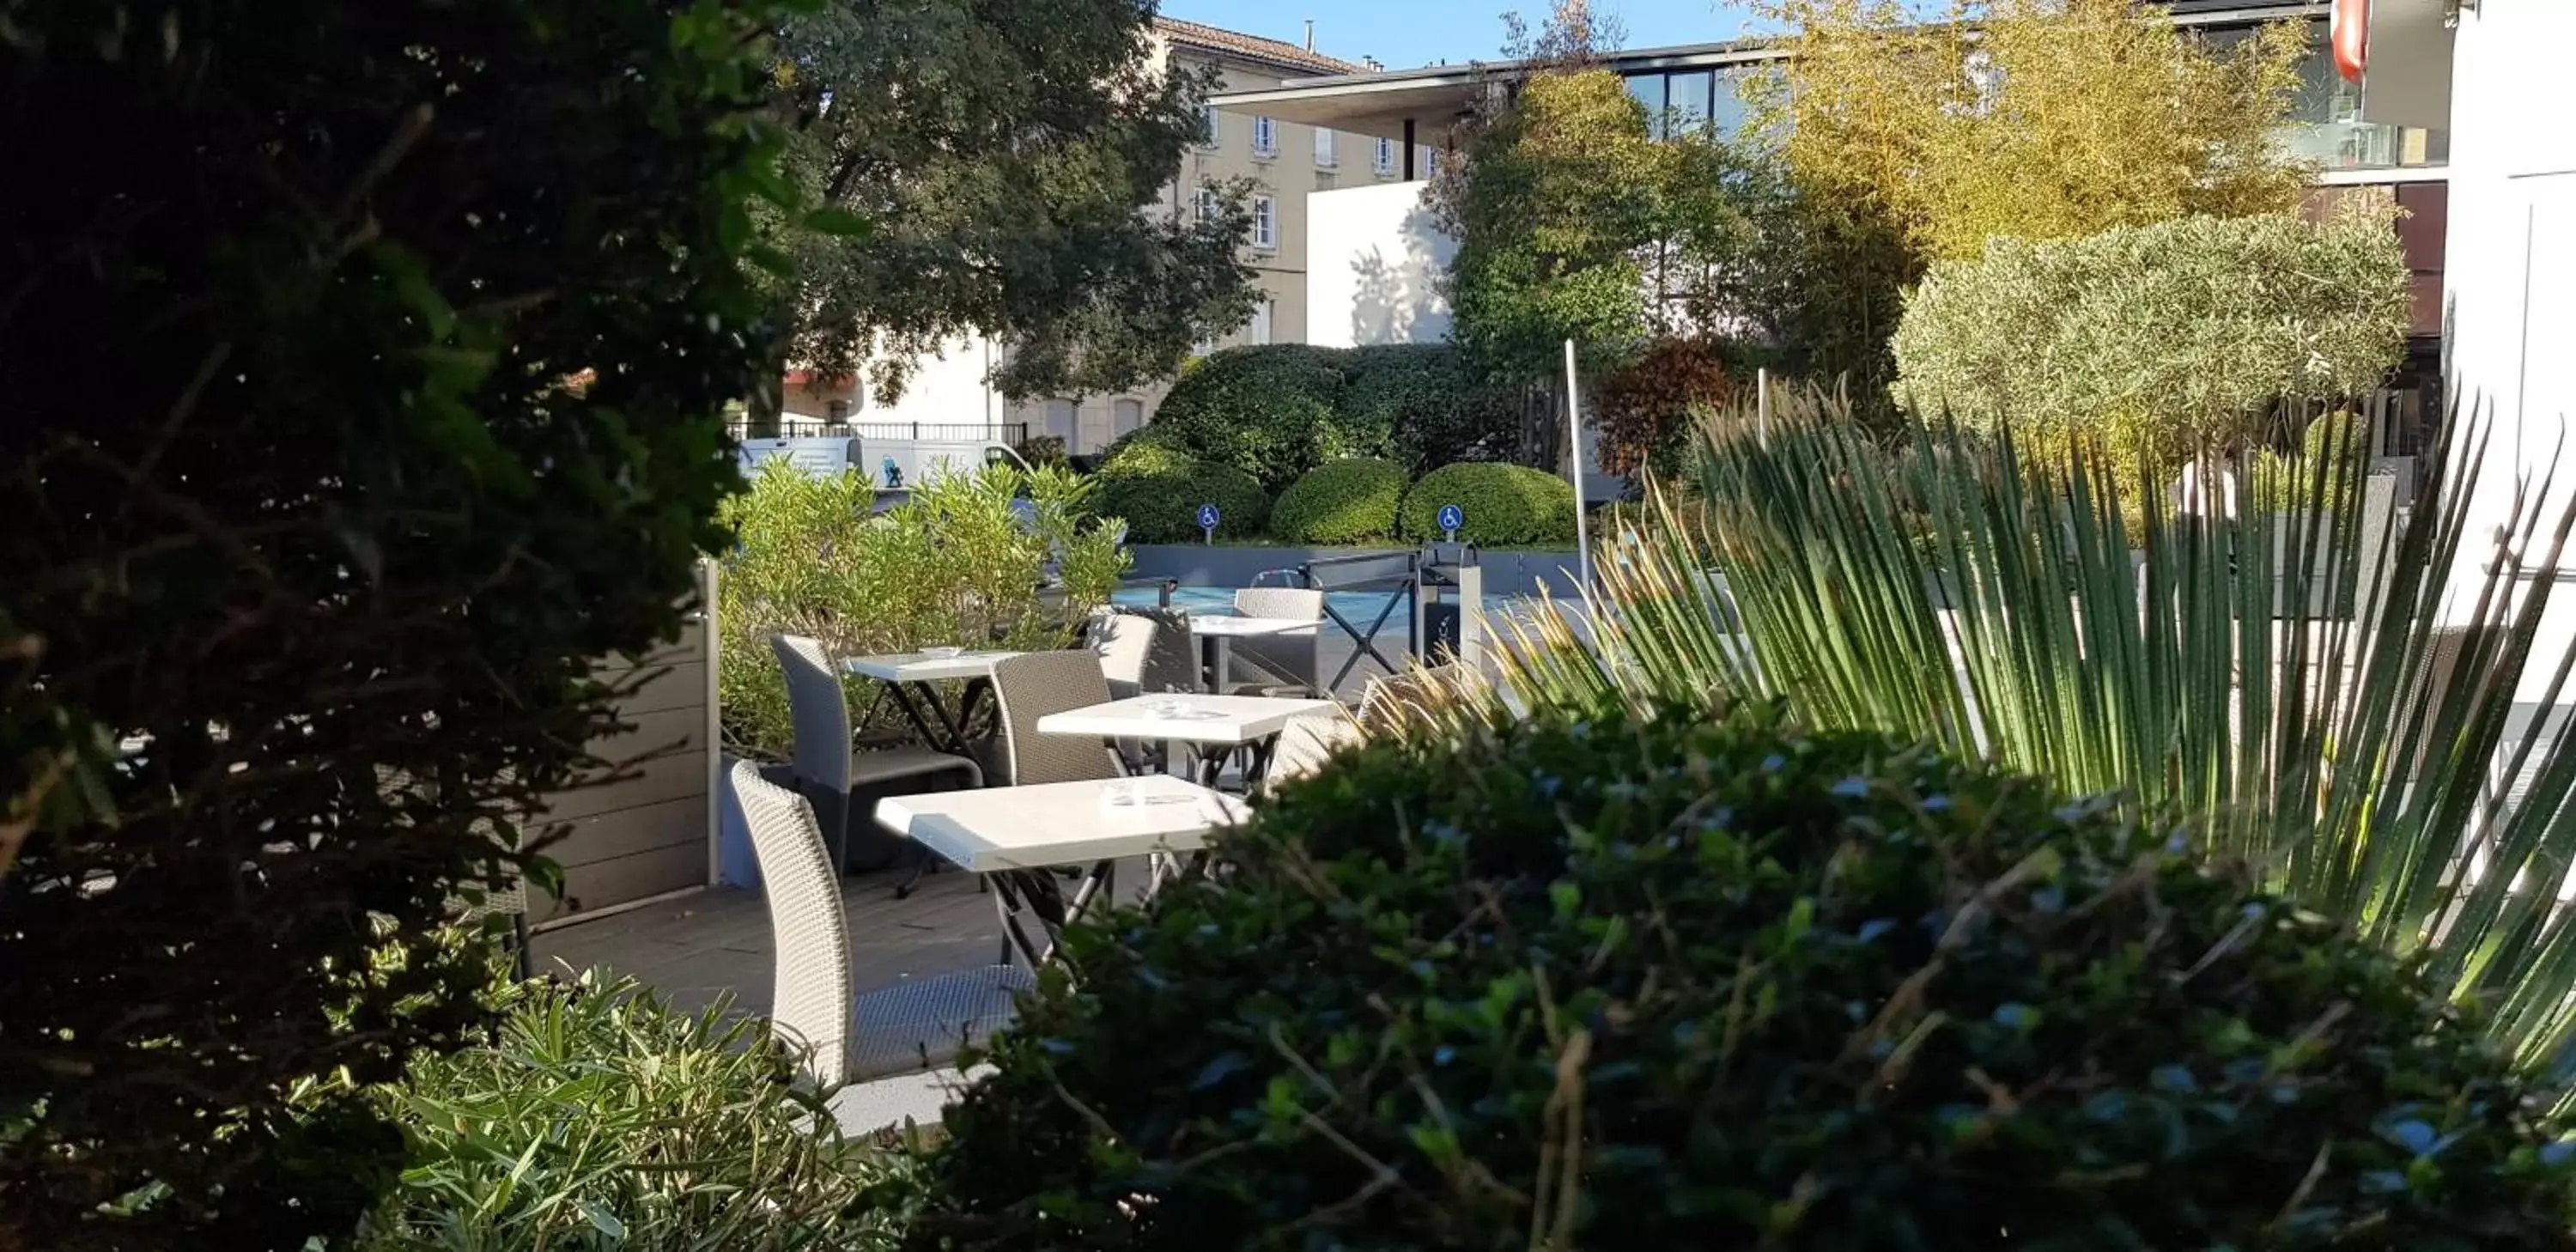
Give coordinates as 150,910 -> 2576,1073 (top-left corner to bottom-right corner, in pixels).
842,649 -> 1023,683
874,775 -> 1247,872
1036,694 -> 1337,745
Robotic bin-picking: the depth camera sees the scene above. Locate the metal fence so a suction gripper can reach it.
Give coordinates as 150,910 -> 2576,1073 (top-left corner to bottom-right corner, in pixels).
724,421 -> 1030,445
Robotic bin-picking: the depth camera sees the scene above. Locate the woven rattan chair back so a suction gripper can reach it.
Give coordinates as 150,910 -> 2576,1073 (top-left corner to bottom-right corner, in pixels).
731,760 -> 854,1085
771,634 -> 853,793
990,651 -> 1120,786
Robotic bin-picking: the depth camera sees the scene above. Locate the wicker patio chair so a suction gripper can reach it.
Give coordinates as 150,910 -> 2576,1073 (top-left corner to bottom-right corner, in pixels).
1225,586 -> 1326,697
1092,605 -> 1201,699
1358,663 -> 1468,735
989,650 -> 1122,787
1261,708 -> 1364,793
772,634 -> 981,874
731,761 -> 1032,1117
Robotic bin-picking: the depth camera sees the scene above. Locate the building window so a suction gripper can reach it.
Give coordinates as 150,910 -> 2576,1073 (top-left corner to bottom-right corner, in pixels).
1422,148 -> 1442,179
1198,103 -> 1220,146
826,398 -> 851,422
1314,127 -> 1336,168
1044,398 -> 1078,441
1113,398 -> 1145,437
1250,299 -> 1274,346
1374,136 -> 1395,175
1251,194 -> 1276,250
1194,185 -> 1218,223
1253,115 -> 1278,156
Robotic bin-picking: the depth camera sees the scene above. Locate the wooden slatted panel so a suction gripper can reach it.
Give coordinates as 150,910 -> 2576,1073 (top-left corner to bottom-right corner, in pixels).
532,570 -> 716,925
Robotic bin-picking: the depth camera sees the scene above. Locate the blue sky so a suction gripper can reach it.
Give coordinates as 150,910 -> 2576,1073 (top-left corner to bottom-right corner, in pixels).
1158,0 -> 1767,73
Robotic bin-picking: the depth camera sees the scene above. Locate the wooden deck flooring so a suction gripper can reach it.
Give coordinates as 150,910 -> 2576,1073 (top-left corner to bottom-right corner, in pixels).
528,857 -> 1163,1018
529,864 -> 1008,1018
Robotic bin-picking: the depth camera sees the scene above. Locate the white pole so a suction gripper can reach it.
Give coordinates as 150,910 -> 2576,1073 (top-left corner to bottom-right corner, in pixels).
1564,338 -> 1593,594
1757,366 -> 1770,448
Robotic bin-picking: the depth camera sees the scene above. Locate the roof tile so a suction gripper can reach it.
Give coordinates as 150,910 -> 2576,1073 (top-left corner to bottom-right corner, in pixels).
1153,16 -> 1364,76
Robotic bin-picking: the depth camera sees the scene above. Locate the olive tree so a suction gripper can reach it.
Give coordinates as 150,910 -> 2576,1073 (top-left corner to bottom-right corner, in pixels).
1891,211 -> 2412,466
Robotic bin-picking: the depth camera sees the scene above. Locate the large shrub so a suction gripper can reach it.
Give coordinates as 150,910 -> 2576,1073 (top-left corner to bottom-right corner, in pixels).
1340,343 -> 1509,471
719,461 -> 1127,758
914,707 -> 2576,1249
362,972 -> 911,1250
1143,345 -> 1386,490
0,2 -> 790,1244
1592,335 -> 1733,476
1089,440 -> 1270,545
1268,458 -> 1410,545
1892,211 -> 2412,469
1400,461 -> 1579,545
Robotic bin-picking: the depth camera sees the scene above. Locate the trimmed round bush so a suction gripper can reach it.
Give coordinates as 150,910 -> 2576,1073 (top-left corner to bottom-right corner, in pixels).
1147,345 -> 1388,491
1268,457 -> 1409,545
1400,460 -> 1578,545
1089,440 -> 1267,544
918,706 -> 2576,1250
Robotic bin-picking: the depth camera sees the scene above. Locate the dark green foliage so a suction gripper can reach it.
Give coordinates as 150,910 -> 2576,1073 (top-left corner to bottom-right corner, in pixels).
1013,434 -> 1070,469
763,1 -> 1256,409
0,1 -> 785,1244
1269,459 -> 1411,545
1400,462 -> 1579,545
913,707 -> 2576,1251
1144,345 -> 1388,491
1341,343 -> 1510,471
363,972 -> 913,1250
1091,441 -> 1269,544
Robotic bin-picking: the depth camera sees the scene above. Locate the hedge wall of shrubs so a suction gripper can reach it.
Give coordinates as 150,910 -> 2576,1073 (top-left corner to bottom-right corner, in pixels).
912,705 -> 2576,1250
1089,438 -> 1268,543
1267,457 -> 1408,545
1400,460 -> 1578,545
1142,344 -> 1512,491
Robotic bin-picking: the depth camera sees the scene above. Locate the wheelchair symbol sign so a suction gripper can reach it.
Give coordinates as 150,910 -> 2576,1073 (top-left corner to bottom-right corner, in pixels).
1436,503 -> 1463,536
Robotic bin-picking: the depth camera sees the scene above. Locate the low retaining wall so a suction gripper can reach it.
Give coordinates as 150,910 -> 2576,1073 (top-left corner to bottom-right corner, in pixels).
1127,544 -> 1584,599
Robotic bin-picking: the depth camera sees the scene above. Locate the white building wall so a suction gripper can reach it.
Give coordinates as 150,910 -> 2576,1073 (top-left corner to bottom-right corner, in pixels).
2438,0 -> 2576,698
1305,180 -> 1457,349
781,336 -> 1003,428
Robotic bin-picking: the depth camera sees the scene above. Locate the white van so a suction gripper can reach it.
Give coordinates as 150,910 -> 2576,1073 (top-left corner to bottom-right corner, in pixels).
735,430 -> 1030,489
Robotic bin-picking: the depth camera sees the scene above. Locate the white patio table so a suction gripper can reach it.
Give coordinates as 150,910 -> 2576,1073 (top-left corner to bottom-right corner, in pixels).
874,774 -> 1249,965
842,648 -> 1022,756
1037,694 -> 1336,788
1181,614 -> 1315,691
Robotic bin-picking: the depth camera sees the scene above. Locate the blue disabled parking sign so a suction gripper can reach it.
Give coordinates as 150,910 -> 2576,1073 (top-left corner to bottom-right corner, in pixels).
1436,503 -> 1464,537
1196,502 -> 1220,542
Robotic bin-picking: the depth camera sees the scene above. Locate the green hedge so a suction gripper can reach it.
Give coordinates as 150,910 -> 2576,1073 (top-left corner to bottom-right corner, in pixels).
1145,345 -> 1375,491
916,705 -> 2576,1249
1139,344 -> 1512,490
1267,457 -> 1409,544
1340,343 -> 1503,471
1400,460 -> 1578,545
1091,440 -> 1268,543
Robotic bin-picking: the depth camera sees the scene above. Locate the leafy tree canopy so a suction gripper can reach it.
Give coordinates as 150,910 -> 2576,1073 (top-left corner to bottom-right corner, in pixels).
0,0 -> 788,1243
1741,0 -> 2313,419
764,0 -> 1260,407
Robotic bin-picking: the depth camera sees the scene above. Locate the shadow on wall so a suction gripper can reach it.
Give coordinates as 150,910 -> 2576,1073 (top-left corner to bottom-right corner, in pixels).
1349,201 -> 1452,348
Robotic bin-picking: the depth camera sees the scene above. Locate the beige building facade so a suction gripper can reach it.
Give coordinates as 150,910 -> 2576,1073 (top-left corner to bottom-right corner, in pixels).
782,19 -> 1443,457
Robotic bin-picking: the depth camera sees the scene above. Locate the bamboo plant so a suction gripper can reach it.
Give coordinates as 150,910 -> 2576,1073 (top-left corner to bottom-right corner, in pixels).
1440,395 -> 2576,1088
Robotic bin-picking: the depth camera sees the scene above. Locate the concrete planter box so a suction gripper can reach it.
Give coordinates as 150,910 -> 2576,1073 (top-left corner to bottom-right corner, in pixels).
1126,543 -> 1583,598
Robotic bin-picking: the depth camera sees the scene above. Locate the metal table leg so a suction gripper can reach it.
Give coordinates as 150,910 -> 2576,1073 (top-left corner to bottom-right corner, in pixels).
984,860 -> 1118,968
